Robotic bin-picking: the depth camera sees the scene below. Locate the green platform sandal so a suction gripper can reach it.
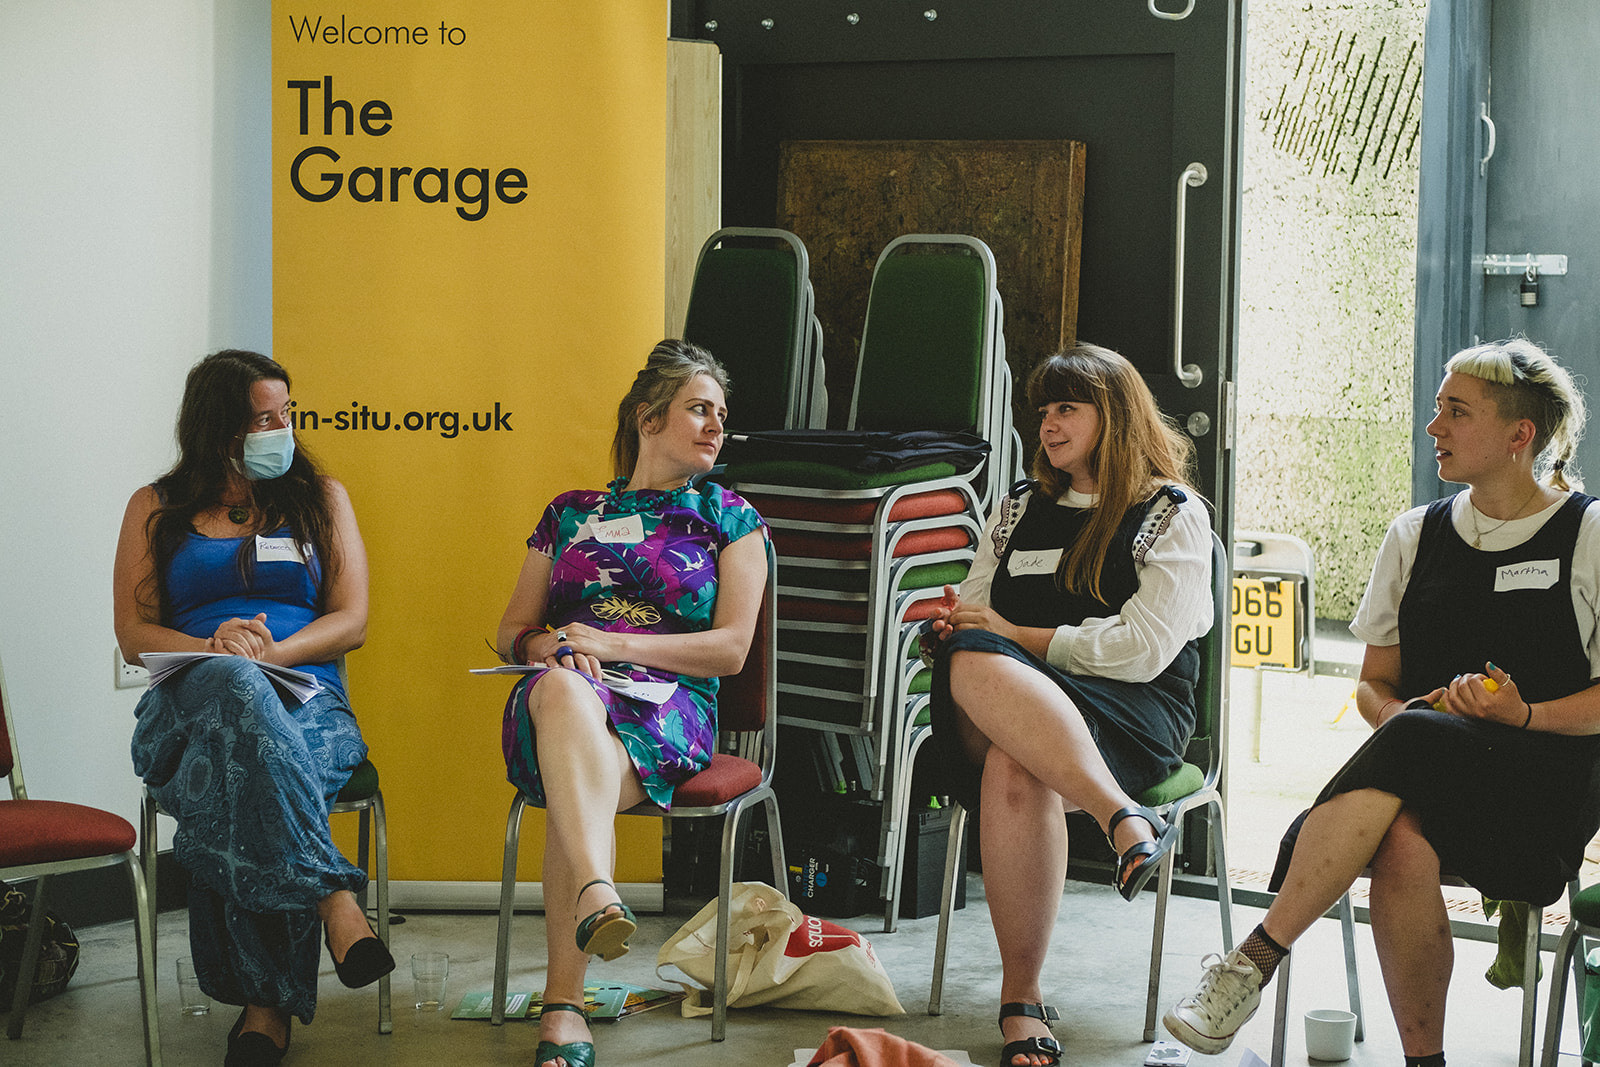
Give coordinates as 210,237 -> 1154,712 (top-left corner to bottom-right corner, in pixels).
573,878 -> 637,961
535,1002 -> 595,1067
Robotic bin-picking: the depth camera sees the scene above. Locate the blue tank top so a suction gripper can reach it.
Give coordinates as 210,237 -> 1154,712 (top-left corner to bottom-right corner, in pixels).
165,528 -> 342,695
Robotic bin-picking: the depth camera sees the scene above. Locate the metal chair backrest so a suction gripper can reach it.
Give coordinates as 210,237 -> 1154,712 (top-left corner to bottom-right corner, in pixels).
0,652 -> 22,798
1186,530 -> 1231,787
852,235 -> 998,435
713,545 -> 778,778
683,227 -> 812,431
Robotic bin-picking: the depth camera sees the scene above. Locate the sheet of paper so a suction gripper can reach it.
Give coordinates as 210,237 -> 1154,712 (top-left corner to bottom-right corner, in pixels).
470,665 -> 679,704
140,651 -> 322,704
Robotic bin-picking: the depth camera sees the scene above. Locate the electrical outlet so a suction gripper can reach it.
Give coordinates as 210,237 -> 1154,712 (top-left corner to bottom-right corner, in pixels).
115,647 -> 149,689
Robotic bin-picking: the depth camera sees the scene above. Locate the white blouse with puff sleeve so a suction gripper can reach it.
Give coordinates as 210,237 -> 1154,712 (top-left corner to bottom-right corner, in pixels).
959,484 -> 1214,683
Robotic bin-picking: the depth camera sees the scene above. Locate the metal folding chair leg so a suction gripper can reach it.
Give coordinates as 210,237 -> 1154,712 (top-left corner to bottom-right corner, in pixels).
6,873 -> 52,1040
491,794 -> 526,1026
927,803 -> 968,1016
1143,798 -> 1233,1042
1273,893 -> 1542,1067
367,792 -> 393,1035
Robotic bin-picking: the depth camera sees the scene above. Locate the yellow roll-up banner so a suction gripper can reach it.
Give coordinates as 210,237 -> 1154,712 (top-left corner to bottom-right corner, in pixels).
272,1 -> 668,885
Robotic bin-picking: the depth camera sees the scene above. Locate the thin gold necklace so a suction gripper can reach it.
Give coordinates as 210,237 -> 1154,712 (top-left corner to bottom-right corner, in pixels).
1468,484 -> 1541,548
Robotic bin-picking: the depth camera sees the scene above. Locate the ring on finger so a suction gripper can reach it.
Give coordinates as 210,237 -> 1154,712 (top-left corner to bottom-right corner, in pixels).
555,631 -> 569,643
557,645 -> 575,659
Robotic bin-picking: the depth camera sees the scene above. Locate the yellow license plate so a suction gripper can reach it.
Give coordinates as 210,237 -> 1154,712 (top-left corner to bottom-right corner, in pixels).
1230,576 -> 1301,670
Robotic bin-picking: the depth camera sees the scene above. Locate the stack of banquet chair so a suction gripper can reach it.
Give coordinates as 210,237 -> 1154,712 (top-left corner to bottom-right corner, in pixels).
718,234 -> 1019,931
681,227 -> 826,430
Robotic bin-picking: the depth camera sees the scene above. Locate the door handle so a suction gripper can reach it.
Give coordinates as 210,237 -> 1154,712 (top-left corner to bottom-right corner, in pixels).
1172,162 -> 1208,388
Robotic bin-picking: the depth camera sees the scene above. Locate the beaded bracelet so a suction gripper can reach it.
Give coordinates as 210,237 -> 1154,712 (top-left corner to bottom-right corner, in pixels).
511,625 -> 540,666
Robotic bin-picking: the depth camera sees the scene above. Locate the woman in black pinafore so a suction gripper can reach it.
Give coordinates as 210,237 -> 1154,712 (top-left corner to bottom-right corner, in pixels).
1166,339 -> 1600,1067
924,345 -> 1215,1067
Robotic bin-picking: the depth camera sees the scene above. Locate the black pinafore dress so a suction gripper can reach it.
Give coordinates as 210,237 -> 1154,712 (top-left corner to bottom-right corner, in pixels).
927,485 -> 1200,813
1270,492 -> 1600,905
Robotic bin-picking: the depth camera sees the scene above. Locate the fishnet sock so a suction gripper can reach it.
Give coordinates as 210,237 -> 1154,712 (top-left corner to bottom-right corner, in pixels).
1238,924 -> 1288,985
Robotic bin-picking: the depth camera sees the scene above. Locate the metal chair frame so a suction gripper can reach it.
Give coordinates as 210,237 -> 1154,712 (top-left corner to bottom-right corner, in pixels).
928,531 -> 1235,1040
1540,880 -> 1599,1066
491,553 -> 785,1042
137,656 -> 392,1034
1271,877 -> 1551,1067
1,651 -> 160,1065
684,226 -> 826,429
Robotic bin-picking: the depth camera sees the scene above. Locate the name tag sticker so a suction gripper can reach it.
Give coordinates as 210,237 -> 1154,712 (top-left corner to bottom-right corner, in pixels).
1495,559 -> 1559,592
590,515 -> 645,544
1007,548 -> 1061,577
255,536 -> 306,565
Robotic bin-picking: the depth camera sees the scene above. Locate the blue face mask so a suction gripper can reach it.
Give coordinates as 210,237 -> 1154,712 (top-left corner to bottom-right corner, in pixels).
241,427 -> 295,480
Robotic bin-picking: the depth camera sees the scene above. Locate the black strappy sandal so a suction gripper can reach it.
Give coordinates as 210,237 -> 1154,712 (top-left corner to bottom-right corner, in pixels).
1106,805 -> 1176,901
998,1002 -> 1062,1067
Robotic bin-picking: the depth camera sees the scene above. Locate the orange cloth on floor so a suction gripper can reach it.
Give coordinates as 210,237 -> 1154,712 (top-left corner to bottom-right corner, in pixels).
806,1026 -> 962,1067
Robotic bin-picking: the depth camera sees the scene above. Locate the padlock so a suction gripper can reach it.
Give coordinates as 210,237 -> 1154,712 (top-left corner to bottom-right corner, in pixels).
1521,266 -> 1540,307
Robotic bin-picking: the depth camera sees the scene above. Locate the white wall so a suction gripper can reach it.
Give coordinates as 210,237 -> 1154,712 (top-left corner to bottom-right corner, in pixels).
0,1 -> 270,828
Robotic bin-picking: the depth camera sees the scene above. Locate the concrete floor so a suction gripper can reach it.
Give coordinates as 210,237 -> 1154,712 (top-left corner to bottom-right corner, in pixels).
4,876 -> 1590,1066
11,647 -> 1595,1065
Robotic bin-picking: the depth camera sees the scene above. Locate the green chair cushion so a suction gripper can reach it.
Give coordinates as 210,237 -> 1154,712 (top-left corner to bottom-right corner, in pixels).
338,758 -> 380,803
1571,882 -> 1600,927
1135,762 -> 1204,807
724,459 -> 960,489
897,559 -> 970,591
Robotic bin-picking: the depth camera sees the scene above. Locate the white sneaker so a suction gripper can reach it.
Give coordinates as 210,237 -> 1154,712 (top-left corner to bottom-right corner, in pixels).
1162,947 -> 1265,1055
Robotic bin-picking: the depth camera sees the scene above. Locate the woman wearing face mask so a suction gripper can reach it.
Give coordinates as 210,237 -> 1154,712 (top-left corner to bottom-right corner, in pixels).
115,349 -> 387,1066
494,340 -> 767,1067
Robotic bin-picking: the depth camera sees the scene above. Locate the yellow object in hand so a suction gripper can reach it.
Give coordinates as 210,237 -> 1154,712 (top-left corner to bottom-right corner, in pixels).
1434,676 -> 1498,712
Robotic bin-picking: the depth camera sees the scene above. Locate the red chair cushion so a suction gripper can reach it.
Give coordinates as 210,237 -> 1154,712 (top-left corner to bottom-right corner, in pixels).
747,488 -> 969,525
774,525 -> 971,561
0,799 -> 136,867
778,598 -> 867,625
673,754 -> 762,808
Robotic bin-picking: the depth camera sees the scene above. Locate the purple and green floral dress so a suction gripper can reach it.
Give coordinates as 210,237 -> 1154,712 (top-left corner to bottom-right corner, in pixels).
502,478 -> 766,809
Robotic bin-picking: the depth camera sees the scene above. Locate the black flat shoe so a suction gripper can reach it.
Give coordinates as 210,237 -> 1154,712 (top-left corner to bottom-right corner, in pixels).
998,1001 -> 1061,1067
1106,804 -> 1177,901
326,932 -> 396,989
224,1007 -> 290,1067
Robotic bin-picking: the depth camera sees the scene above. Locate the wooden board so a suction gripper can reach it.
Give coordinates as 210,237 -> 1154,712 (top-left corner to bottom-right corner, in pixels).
777,139 -> 1085,428
666,39 -> 720,337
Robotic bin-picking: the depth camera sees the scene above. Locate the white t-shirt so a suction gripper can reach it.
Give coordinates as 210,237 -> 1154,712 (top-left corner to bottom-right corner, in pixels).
1349,492 -> 1600,677
960,485 -> 1214,683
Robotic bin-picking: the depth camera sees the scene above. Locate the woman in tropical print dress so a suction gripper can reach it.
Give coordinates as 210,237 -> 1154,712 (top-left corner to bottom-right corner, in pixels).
493,340 -> 767,1067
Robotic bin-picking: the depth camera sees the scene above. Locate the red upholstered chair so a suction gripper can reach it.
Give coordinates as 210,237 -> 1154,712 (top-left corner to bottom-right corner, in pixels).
491,550 -> 785,1041
0,651 -> 159,1065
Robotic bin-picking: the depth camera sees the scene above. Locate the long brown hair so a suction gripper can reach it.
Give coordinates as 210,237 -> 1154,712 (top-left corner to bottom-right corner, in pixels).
1028,344 -> 1198,601
611,339 -> 730,479
139,350 -> 338,622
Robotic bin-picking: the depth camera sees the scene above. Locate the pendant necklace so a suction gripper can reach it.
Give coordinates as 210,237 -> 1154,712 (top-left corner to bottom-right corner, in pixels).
223,501 -> 250,524
1469,484 -> 1540,548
